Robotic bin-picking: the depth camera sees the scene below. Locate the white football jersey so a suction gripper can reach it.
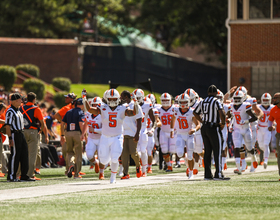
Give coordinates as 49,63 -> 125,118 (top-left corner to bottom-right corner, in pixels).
140,102 -> 153,132
244,97 -> 257,125
258,104 -> 274,127
173,107 -> 194,134
157,105 -> 176,132
230,101 -> 252,128
98,103 -> 127,137
85,112 -> 102,139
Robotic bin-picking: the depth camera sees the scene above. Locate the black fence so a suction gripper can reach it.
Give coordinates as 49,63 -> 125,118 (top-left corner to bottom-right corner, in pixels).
82,45 -> 227,98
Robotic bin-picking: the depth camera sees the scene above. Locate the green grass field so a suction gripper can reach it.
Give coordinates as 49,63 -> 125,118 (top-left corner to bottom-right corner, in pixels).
0,159 -> 280,220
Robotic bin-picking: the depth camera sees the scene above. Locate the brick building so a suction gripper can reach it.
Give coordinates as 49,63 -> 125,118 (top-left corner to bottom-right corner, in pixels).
0,38 -> 80,83
228,0 -> 280,98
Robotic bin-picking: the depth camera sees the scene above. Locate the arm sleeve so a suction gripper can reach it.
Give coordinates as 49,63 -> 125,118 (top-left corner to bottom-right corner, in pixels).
5,111 -> 13,125
35,108 -> 44,120
194,102 -> 201,114
62,112 -> 68,123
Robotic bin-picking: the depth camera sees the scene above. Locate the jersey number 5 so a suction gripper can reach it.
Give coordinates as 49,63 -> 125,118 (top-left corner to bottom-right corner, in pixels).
109,115 -> 117,127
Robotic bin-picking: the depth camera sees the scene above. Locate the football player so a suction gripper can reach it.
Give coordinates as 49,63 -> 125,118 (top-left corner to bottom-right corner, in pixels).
133,89 -> 156,176
170,93 -> 200,179
185,88 -> 204,174
227,90 -> 258,174
257,93 -> 274,169
236,86 -> 264,166
146,94 -> 161,173
82,97 -> 105,179
157,93 -> 176,172
83,89 -> 140,184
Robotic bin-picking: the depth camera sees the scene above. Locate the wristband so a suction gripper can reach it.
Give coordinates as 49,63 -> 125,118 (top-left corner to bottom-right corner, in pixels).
61,135 -> 65,137
170,128 -> 174,132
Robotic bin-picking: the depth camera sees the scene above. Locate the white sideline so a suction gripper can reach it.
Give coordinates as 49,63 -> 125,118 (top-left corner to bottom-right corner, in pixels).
0,165 -> 278,201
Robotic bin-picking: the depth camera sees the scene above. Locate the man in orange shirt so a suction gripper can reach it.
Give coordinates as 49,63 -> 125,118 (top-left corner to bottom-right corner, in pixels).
55,92 -> 76,174
268,92 -> 280,180
20,92 -> 48,180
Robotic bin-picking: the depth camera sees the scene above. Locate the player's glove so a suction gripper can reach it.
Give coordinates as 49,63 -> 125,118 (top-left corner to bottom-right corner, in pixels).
82,89 -> 87,99
240,119 -> 249,125
131,93 -> 137,103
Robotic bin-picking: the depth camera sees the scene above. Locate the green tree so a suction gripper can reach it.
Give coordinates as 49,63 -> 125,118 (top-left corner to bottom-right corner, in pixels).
133,0 -> 228,64
0,0 -> 79,38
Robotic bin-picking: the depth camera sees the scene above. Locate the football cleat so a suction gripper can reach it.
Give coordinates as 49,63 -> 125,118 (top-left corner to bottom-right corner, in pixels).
264,162 -> 267,169
234,169 -> 242,175
142,172 -> 147,177
193,169 -> 198,175
250,167 -> 256,172
110,176 -> 116,184
74,175 -> 82,179
121,174 -> 130,180
89,165 -> 94,170
99,173 -> 105,180
186,168 -> 190,176
188,172 -> 194,179
136,167 -> 142,178
259,161 -> 264,166
31,176 -> 41,181
67,165 -> 74,178
147,167 -> 152,174
253,161 -> 258,169
166,166 -> 173,172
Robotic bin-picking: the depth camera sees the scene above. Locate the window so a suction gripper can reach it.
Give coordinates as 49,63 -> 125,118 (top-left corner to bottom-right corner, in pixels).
273,0 -> 280,18
237,0 -> 243,19
251,66 -> 280,99
249,0 -> 271,19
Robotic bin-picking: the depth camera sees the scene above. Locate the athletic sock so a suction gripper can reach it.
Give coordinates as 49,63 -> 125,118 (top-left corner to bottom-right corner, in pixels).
222,157 -> 226,169
194,162 -> 199,170
235,158 -> 241,171
100,168 -> 104,174
167,161 -> 171,167
110,162 -> 119,173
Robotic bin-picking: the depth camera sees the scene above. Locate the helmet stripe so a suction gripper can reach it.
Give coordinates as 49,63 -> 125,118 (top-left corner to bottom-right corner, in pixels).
111,89 -> 114,96
182,93 -> 185,99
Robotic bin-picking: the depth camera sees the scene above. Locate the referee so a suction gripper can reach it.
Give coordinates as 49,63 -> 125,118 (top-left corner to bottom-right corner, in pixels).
193,85 -> 229,180
5,93 -> 34,182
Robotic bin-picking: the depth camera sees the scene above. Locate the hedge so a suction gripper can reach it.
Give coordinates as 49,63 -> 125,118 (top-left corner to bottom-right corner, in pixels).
16,64 -> 40,78
0,66 -> 17,91
23,78 -> 45,100
52,77 -> 71,92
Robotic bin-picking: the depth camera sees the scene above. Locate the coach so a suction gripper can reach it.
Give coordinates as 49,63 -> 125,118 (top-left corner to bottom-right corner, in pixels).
193,85 -> 229,180
6,93 -> 35,182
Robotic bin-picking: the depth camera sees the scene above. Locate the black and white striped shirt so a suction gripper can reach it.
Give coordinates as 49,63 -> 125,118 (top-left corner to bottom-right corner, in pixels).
5,105 -> 24,131
194,96 -> 223,124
